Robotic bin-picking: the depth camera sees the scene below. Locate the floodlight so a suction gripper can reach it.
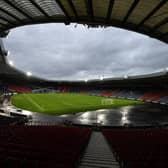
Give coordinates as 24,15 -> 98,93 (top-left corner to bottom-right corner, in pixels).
100,76 -> 104,80
26,71 -> 32,77
8,60 -> 14,66
124,75 -> 128,79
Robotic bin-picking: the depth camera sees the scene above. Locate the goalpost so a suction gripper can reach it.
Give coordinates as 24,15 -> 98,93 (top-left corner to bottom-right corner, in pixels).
101,98 -> 113,105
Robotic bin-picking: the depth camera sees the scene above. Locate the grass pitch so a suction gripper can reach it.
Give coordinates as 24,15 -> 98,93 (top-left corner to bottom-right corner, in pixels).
11,93 -> 144,115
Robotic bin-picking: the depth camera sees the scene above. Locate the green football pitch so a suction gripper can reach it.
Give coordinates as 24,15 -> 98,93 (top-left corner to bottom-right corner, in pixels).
11,93 -> 144,115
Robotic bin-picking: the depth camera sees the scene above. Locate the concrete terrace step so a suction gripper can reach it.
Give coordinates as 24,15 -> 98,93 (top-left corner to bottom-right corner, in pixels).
84,153 -> 115,157
83,155 -> 116,161
79,162 -> 119,168
82,157 -> 116,162
85,150 -> 113,154
83,155 -> 115,159
81,157 -> 116,163
81,159 -> 117,165
78,131 -> 120,168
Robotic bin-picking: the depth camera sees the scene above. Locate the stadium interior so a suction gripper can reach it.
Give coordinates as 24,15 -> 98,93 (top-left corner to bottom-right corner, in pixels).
1,0 -> 168,167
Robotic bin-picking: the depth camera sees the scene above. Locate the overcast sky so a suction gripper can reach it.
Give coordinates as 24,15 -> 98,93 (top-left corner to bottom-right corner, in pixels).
3,23 -> 168,80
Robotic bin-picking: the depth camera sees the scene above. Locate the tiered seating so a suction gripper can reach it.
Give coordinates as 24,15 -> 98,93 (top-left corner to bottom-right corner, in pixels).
117,90 -> 131,98
8,85 -> 32,93
139,91 -> 166,102
110,90 -> 121,97
139,91 -> 156,101
95,89 -> 168,104
0,126 -> 91,168
80,90 -> 89,94
88,90 -> 101,96
149,92 -> 168,102
127,90 -> 144,99
100,90 -> 113,97
103,129 -> 168,168
57,87 -> 70,93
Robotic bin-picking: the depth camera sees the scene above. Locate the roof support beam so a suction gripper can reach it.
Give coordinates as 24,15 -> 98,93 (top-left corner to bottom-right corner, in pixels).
5,0 -> 33,21
85,0 -> 94,21
55,0 -> 71,22
0,16 -> 15,26
106,0 -> 114,23
153,16 -> 168,30
0,7 -> 23,23
137,0 -> 167,28
0,22 -> 8,28
67,0 -> 78,20
29,0 -> 50,18
123,0 -> 139,23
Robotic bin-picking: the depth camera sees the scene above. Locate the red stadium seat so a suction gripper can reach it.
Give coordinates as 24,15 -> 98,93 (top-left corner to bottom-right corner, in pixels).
0,126 -> 91,168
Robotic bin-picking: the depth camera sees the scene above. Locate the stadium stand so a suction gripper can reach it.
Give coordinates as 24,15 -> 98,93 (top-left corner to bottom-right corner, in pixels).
32,88 -> 55,93
110,90 -> 121,98
0,126 -> 91,168
58,87 -> 70,93
57,87 -> 168,105
88,90 -> 101,96
139,91 -> 159,101
126,90 -> 144,100
9,85 -> 168,106
100,90 -> 113,97
8,85 -> 32,93
103,129 -> 168,168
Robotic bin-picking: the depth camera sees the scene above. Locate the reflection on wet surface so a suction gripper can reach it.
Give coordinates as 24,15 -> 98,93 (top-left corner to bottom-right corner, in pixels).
23,104 -> 168,127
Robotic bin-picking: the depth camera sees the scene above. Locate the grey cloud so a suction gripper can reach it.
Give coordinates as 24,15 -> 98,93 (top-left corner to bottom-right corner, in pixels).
3,23 -> 168,80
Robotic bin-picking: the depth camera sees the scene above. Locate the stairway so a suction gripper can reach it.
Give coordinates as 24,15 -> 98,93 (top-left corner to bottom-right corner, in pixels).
78,131 -> 119,168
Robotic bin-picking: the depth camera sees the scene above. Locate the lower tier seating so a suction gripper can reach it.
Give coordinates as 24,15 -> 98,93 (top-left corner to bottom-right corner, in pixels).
103,129 -> 168,168
8,85 -> 32,93
0,126 -> 91,168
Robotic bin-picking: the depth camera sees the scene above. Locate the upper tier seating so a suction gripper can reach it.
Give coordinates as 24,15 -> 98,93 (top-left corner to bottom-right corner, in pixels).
0,126 -> 91,168
103,129 -> 168,168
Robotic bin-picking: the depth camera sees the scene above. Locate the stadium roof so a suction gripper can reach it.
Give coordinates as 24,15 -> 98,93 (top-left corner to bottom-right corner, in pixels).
2,68 -> 168,89
0,0 -> 168,43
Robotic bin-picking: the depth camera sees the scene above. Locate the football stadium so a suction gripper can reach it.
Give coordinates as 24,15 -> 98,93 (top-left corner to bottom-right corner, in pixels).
1,0 -> 168,167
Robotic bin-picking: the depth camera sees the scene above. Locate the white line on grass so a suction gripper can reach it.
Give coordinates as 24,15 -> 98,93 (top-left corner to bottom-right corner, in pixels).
23,94 -> 45,112
62,101 -> 75,107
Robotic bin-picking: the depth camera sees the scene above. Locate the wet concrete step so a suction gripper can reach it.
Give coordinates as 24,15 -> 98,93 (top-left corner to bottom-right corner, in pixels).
78,131 -> 120,168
